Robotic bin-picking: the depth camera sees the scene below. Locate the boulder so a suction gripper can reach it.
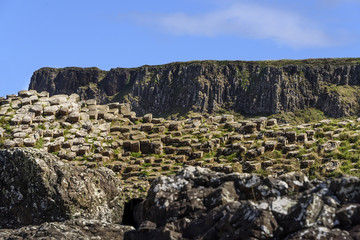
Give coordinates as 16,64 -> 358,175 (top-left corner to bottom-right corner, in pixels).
0,220 -> 134,240
128,166 -> 360,239
0,148 -> 125,228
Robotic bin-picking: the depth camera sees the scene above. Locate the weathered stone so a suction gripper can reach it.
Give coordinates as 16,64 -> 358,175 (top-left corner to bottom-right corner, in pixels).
97,105 -> 109,119
30,105 -> 43,116
18,90 -> 33,98
78,146 -> 90,155
130,141 -> 141,152
4,139 -> 16,148
58,105 -> 70,115
285,131 -> 297,143
168,121 -> 182,131
297,133 -> 307,143
24,138 -> 36,147
0,220 -> 134,240
118,103 -> 130,114
49,95 -> 68,105
21,97 -> 32,105
140,139 -> 151,154
48,141 -> 62,152
241,122 -> 257,134
151,141 -> 163,155
191,151 -> 203,159
65,151 -> 76,160
286,227 -> 352,240
143,113 -> 153,123
140,123 -> 153,132
88,110 -> 98,119
229,134 -> 244,142
264,140 -> 277,151
152,118 -> 164,124
67,111 -> 80,123
267,118 -> 277,127
119,126 -> 131,133
43,106 -> 59,116
221,114 -> 234,123
318,140 -> 341,154
0,148 -> 125,228
43,130 -> 53,138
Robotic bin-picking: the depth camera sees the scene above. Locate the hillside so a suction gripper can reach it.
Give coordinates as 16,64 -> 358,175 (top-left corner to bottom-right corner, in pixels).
29,58 -> 360,117
1,90 -> 360,194
1,89 -> 360,238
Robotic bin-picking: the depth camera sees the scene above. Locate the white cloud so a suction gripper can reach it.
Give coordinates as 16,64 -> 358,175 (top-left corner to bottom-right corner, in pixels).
129,3 -> 336,48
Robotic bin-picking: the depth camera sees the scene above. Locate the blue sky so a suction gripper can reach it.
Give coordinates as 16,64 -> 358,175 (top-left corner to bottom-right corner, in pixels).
0,0 -> 359,97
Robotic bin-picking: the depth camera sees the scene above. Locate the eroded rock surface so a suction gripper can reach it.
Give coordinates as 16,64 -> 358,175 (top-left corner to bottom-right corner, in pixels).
0,220 -> 134,240
29,59 -> 360,117
126,166 -> 360,239
0,148 -> 124,228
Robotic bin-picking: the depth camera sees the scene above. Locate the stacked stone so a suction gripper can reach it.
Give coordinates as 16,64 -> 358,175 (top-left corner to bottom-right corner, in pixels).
1,90 -> 358,197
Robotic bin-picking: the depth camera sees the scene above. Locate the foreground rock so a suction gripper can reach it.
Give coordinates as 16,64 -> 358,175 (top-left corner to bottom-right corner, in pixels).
0,220 -> 134,240
0,148 -> 124,228
127,166 -> 360,240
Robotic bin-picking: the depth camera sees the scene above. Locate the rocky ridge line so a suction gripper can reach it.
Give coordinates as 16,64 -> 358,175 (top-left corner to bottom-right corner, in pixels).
29,58 -> 360,117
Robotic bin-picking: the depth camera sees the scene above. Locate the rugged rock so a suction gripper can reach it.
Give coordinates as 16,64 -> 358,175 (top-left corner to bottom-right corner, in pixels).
29,58 -> 360,117
126,166 -> 360,239
0,148 -> 124,228
0,220 -> 134,240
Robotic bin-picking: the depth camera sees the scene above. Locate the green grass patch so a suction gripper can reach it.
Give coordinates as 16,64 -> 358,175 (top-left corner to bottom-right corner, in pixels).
130,152 -> 142,158
269,108 -> 325,125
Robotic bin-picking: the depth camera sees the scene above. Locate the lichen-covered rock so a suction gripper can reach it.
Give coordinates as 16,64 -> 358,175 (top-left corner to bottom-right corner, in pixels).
0,148 -> 124,228
127,166 -> 360,239
0,219 -> 134,240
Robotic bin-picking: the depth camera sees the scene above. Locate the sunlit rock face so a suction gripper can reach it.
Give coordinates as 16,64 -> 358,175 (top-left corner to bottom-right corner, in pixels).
126,166 -> 360,240
29,59 -> 360,117
0,147 -> 125,229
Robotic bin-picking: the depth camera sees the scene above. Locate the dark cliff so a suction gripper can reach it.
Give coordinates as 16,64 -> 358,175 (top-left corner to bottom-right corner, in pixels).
29,58 -> 360,117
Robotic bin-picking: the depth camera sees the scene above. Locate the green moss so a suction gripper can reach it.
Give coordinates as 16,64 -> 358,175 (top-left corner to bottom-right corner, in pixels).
269,108 -> 325,124
224,153 -> 237,162
130,152 -> 142,158
203,151 -> 216,159
4,124 -> 11,134
37,124 -> 46,130
141,163 -> 152,168
139,170 -> 149,177
254,168 -> 268,176
34,137 -> 44,149
0,116 -> 7,125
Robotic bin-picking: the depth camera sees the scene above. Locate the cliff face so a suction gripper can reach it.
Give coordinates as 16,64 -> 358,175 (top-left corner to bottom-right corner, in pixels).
29,58 -> 360,117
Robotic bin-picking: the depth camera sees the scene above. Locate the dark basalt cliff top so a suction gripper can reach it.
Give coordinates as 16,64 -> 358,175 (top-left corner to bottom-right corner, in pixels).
29,58 -> 360,118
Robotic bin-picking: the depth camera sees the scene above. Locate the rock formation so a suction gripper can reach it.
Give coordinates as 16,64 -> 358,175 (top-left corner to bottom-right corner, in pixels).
29,58 -> 360,117
0,57 -> 360,239
0,220 -> 134,240
0,148 -> 124,229
126,166 -> 360,240
1,90 -> 360,200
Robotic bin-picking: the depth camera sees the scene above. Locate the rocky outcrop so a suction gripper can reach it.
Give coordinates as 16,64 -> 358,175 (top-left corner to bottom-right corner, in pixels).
29,58 -> 360,117
1,148 -> 360,239
2,90 -> 360,199
126,166 -> 360,239
0,220 -> 134,240
0,148 -> 124,229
